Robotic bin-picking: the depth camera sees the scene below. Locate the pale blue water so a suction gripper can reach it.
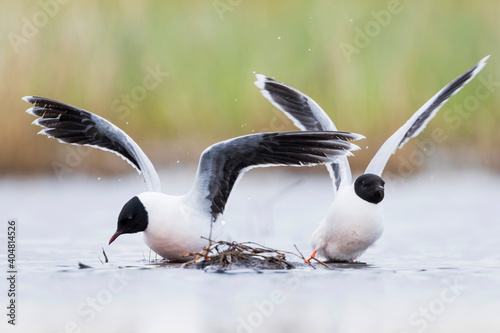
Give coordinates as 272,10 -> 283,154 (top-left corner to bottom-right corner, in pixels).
1,167 -> 500,332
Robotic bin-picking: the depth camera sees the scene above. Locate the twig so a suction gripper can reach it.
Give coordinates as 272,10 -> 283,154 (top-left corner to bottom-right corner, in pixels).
293,244 -> 315,269
182,238 -> 296,270
102,248 -> 109,263
309,256 -> 332,269
201,238 -> 304,260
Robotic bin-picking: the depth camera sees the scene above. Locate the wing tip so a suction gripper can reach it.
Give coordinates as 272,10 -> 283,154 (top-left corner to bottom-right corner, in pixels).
324,142 -> 359,158
480,54 -> 491,64
334,131 -> 365,142
474,55 -> 490,75
254,73 -> 268,81
26,107 -> 36,116
37,129 -> 49,137
349,142 -> 361,151
22,96 -> 35,104
254,80 -> 265,90
351,133 -> 366,141
254,74 -> 270,89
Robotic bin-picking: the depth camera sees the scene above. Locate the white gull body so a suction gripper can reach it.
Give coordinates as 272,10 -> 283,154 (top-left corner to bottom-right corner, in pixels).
312,185 -> 384,261
139,193 -> 213,261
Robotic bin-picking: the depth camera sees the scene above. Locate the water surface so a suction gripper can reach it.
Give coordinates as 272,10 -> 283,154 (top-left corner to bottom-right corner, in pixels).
1,167 -> 499,332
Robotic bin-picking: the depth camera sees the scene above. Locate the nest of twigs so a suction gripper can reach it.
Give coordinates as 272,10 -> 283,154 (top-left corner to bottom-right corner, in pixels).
181,238 -> 303,270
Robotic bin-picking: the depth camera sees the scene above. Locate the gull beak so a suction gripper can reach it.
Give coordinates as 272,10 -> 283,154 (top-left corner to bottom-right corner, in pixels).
109,230 -> 123,245
377,185 -> 385,191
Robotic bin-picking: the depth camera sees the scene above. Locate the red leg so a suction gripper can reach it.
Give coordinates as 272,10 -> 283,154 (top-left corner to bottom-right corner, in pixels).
304,249 -> 318,263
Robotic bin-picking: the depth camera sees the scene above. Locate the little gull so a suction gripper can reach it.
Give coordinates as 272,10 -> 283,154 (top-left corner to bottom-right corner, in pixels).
24,96 -> 363,262
254,56 -> 489,262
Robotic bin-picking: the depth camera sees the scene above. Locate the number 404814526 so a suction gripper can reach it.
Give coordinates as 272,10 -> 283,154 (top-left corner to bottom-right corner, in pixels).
7,220 -> 16,269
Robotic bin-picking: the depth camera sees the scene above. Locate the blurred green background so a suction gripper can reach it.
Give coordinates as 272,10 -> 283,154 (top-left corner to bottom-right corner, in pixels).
1,0 -> 499,176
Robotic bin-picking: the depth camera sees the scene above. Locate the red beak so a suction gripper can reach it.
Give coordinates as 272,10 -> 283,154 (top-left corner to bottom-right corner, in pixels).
109,231 -> 122,245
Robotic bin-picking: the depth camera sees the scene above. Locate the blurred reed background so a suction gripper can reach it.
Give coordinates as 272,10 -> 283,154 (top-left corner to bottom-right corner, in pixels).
1,0 -> 499,176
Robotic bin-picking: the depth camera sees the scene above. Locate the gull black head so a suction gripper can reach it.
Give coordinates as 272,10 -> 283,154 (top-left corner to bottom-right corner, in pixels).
354,174 -> 385,204
109,196 -> 149,245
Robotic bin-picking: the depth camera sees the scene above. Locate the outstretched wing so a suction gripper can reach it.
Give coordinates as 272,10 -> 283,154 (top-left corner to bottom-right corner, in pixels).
254,74 -> 354,193
24,96 -> 161,192
365,55 -> 489,176
186,131 -> 364,220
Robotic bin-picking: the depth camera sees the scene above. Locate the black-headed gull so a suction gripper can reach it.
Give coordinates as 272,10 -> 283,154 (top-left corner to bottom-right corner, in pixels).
254,56 -> 489,262
24,96 -> 363,262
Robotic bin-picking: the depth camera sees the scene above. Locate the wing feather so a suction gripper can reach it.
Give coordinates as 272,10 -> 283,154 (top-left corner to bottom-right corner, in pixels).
24,96 -> 161,192
254,75 -> 356,192
186,131 -> 363,220
365,56 -> 489,176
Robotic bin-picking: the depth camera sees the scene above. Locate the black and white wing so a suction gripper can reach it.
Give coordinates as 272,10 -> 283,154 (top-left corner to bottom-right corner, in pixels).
365,56 -> 489,176
24,96 -> 161,192
186,131 -> 364,220
254,75 -> 356,194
